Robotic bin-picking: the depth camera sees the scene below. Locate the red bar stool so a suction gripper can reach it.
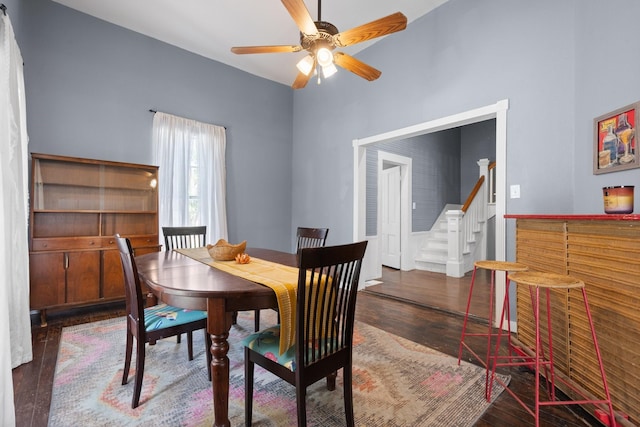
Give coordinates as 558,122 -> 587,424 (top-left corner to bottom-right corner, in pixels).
457,260 -> 528,400
490,271 -> 616,427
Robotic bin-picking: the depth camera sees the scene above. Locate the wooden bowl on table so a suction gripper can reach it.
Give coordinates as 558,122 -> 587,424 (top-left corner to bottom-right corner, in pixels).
206,239 -> 247,261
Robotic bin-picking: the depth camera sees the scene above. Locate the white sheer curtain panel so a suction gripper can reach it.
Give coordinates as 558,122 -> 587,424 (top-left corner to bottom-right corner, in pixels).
1,10 -> 32,427
153,112 -> 228,244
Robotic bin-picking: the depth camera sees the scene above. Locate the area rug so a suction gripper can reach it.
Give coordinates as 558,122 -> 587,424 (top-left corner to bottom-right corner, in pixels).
49,311 -> 509,426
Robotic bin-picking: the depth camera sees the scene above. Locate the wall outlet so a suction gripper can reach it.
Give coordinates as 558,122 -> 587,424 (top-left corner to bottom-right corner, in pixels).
510,184 -> 521,199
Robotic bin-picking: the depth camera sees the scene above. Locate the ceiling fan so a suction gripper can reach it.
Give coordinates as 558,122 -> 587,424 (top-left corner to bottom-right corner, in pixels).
230,0 -> 407,89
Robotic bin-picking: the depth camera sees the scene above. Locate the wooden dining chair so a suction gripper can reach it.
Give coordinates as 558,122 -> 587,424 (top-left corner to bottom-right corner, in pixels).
296,227 -> 329,252
115,234 -> 212,409
161,226 -> 207,342
162,226 -> 207,251
252,227 -> 329,332
243,240 -> 367,427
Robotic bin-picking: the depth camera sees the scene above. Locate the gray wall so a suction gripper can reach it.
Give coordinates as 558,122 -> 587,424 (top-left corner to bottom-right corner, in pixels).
15,0 -> 295,252
574,3 -> 640,213
460,120 -> 496,201
291,0 -> 640,260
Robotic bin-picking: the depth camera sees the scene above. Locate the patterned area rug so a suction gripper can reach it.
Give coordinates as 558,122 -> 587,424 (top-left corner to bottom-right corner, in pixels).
49,311 -> 509,426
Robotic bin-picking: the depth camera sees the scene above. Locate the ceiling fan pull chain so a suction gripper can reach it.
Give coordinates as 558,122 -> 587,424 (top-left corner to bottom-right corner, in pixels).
317,0 -> 321,21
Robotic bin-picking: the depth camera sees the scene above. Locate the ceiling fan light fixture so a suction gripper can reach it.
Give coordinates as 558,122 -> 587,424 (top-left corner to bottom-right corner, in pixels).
230,0 -> 408,89
321,62 -> 337,78
296,55 -> 315,76
316,47 -> 333,67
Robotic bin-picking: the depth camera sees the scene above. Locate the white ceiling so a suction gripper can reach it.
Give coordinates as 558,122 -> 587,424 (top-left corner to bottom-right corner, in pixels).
51,0 -> 448,87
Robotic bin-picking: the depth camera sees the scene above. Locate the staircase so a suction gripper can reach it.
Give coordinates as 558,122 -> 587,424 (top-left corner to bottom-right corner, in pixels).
414,204 -> 464,274
414,159 -> 495,278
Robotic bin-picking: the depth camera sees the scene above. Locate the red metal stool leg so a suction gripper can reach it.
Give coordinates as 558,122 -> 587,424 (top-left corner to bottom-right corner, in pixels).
459,261 -> 528,402
457,266 -> 478,365
581,288 -> 615,426
483,269 -> 496,399
486,280 -> 512,401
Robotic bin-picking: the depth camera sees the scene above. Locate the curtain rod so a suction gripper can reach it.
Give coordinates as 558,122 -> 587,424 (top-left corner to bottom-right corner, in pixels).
1,4 -> 7,16
149,109 -> 226,129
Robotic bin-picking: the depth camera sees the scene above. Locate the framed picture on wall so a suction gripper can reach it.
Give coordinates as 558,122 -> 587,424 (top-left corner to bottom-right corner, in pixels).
593,102 -> 640,174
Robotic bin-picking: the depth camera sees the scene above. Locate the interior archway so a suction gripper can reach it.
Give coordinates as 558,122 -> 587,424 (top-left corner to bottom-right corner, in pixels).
353,99 -> 509,327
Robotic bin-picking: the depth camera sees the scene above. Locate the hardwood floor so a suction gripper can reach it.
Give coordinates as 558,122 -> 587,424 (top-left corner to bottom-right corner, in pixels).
360,267 -> 599,427
12,268 -> 600,426
365,266 -> 492,319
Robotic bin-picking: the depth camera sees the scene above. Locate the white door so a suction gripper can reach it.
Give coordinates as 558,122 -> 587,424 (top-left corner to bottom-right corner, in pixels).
381,166 -> 401,269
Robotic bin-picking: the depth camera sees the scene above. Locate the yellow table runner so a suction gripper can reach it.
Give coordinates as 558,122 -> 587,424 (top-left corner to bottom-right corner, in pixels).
176,247 -> 298,354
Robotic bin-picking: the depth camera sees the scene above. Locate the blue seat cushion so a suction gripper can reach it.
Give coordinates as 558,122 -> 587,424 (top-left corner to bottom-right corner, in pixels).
144,303 -> 207,332
243,326 -> 340,372
242,326 -> 296,371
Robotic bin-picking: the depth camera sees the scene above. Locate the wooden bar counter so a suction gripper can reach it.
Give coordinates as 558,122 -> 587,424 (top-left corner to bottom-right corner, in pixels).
505,214 -> 640,426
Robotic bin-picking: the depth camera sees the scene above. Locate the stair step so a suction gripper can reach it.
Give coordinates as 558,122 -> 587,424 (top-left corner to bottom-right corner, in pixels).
415,249 -> 447,263
417,201 -> 484,277
424,239 -> 447,250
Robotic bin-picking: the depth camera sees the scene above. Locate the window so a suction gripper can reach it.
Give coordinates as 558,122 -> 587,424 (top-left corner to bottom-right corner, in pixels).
152,112 -> 228,243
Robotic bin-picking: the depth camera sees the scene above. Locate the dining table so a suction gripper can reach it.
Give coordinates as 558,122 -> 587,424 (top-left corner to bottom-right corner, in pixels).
135,247 -> 297,427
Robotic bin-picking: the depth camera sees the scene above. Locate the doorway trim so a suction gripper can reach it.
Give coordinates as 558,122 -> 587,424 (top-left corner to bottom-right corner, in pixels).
377,152 -> 412,275
353,99 -> 509,327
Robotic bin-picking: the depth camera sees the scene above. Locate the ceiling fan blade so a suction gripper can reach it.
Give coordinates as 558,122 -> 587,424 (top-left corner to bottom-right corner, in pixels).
231,45 -> 302,54
334,12 -> 407,47
281,0 -> 319,36
333,52 -> 381,81
292,70 -> 313,89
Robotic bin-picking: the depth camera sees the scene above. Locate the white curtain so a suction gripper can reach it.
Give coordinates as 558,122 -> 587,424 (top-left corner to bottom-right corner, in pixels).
0,10 -> 32,427
153,112 -> 228,244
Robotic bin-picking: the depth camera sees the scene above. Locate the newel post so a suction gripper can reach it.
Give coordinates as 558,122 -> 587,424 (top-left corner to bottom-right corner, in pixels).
477,158 -> 490,261
478,158 -> 490,205
446,210 -> 465,278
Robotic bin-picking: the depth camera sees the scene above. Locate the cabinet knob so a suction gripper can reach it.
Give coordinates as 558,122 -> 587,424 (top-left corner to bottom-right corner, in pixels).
89,241 -> 95,245
109,240 -> 114,244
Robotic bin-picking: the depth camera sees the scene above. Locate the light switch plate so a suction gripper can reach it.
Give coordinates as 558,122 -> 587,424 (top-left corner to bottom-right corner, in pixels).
510,184 -> 521,199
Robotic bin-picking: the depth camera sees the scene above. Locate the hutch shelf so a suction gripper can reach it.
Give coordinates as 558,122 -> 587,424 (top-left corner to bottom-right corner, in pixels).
29,153 -> 160,324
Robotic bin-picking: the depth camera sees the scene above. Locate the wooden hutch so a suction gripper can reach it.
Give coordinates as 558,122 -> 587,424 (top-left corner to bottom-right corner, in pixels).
29,153 -> 160,324
506,214 -> 640,426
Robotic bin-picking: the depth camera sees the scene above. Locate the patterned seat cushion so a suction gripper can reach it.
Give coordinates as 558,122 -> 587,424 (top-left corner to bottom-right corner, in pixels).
243,325 -> 339,372
242,326 -> 296,371
144,303 -> 207,332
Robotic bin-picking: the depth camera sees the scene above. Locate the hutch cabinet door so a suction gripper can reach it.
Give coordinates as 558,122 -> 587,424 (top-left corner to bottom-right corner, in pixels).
29,252 -> 66,308
102,249 -> 125,299
65,251 -> 100,303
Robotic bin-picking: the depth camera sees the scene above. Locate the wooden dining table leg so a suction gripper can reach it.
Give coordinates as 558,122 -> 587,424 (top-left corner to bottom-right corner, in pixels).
207,297 -> 233,427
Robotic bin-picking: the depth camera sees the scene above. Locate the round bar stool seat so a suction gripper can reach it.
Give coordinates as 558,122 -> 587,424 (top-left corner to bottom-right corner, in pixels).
488,271 -> 616,427
457,260 -> 528,401
474,260 -> 529,273
507,271 -> 584,289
